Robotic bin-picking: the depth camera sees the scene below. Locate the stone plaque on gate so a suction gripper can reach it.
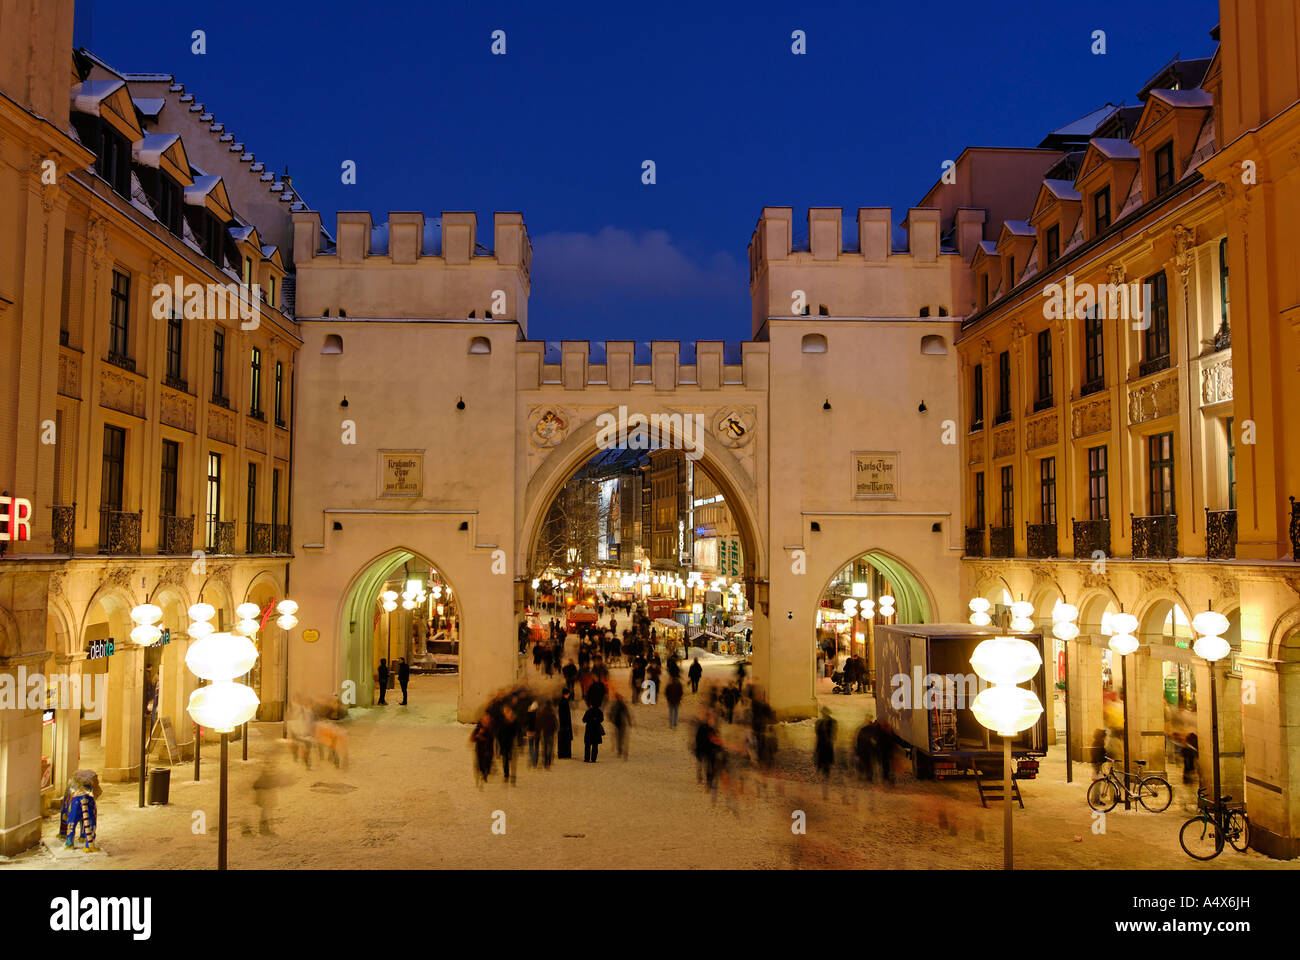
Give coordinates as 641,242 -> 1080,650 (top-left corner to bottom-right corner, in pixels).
379,450 -> 423,498
852,451 -> 899,499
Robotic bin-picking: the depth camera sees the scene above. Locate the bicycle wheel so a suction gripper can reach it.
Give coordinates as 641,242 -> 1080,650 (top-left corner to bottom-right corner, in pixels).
1226,810 -> 1250,852
1087,777 -> 1119,812
1179,815 -> 1223,860
1138,776 -> 1173,813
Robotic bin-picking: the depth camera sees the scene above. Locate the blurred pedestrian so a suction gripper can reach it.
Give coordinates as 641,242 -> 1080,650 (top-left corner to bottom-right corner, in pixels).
377,659 -> 389,705
537,698 -> 557,768
688,657 -> 703,694
854,720 -> 879,782
1090,728 -> 1107,778
557,688 -> 574,760
665,676 -> 683,728
470,714 -> 494,785
609,693 -> 631,760
1182,731 -> 1199,784
496,706 -> 518,784
814,708 -> 836,792
526,701 -> 540,768
397,657 -> 410,705
583,704 -> 605,762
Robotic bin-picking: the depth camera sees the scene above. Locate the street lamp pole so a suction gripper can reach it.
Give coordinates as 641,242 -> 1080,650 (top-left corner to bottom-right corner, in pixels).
1192,605 -> 1231,822
129,601 -> 164,808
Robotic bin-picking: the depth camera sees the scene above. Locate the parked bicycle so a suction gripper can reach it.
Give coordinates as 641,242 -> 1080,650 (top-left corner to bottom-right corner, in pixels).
1086,756 -> 1173,813
1179,787 -> 1250,860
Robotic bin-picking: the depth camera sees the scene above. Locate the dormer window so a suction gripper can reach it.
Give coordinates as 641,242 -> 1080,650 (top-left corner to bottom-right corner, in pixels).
243,257 -> 252,288
95,125 -> 131,196
1093,187 -> 1111,234
1154,141 -> 1176,195
981,274 -> 989,307
267,275 -> 276,308
157,174 -> 182,235
1045,225 -> 1060,266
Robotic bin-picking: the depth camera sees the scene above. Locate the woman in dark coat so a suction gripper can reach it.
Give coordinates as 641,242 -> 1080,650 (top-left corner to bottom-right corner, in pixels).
470,714 -> 494,785
557,688 -> 574,759
582,705 -> 605,762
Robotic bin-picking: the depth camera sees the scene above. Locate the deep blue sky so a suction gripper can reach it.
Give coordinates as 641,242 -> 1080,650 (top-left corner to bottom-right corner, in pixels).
78,0 -> 1220,342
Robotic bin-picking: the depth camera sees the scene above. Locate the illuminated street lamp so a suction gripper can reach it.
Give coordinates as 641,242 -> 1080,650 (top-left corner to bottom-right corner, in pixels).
1107,609 -> 1140,807
969,635 -> 1043,870
129,601 -> 165,808
968,597 -> 992,627
1051,603 -> 1080,782
1193,605 -> 1231,824
1009,599 -> 1035,634
185,631 -> 259,870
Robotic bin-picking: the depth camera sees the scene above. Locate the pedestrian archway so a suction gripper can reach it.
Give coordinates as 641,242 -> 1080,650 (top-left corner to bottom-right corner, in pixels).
339,549 -> 462,710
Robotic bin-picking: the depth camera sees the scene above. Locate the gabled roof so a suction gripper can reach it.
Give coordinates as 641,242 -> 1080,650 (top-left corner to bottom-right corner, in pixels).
1134,88 -> 1213,140
228,224 -> 260,246
1042,179 -> 1082,202
998,220 -> 1036,244
1076,137 -> 1142,184
132,97 -> 166,120
71,78 -> 143,142
184,174 -> 233,219
261,245 -> 284,269
1038,104 -> 1120,149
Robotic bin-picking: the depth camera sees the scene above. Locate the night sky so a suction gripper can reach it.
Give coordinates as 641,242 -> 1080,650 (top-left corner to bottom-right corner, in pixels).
78,0 -> 1220,343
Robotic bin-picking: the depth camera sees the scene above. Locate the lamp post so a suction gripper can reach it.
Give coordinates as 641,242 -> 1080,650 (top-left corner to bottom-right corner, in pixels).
970,635 -> 1043,870
1052,603 -> 1080,783
128,602 -> 165,807
185,630 -> 259,870
1108,610 -> 1140,809
235,602 -> 262,762
187,602 -> 216,781
1192,605 -> 1231,821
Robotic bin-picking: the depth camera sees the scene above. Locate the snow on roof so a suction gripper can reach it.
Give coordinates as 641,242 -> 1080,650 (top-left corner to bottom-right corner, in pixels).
129,171 -> 157,222
979,240 -> 999,255
1042,179 -> 1082,202
1186,114 -> 1217,173
132,96 -> 166,119
184,174 -> 222,205
131,132 -> 179,167
1090,137 -> 1140,160
1047,104 -> 1118,138
260,244 -> 278,259
1149,88 -> 1213,109
1002,219 -> 1035,237
228,224 -> 256,242
121,72 -> 173,82
71,79 -> 126,113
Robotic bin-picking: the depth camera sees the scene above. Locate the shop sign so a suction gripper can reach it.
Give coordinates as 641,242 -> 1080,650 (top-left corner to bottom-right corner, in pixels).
852,452 -> 899,499
0,495 -> 33,541
302,629 -> 320,643
379,450 -> 423,497
87,638 -> 115,660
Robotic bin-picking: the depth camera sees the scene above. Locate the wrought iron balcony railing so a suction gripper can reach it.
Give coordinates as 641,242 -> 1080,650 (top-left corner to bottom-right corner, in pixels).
1205,508 -> 1237,560
1072,518 -> 1110,560
1027,522 -> 1057,558
52,503 -> 75,553
249,521 -> 272,554
1131,513 -> 1178,559
211,519 -> 235,555
1291,496 -> 1299,562
989,526 -> 1014,558
1138,354 -> 1170,378
965,526 -> 984,557
99,508 -> 142,555
159,513 -> 194,555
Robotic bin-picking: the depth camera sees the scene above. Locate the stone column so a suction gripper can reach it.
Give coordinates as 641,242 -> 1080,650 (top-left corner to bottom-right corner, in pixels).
1067,639 -> 1106,763
102,643 -> 143,782
0,651 -> 51,854
1131,647 -> 1169,773
50,653 -> 86,800
1193,661 -> 1243,799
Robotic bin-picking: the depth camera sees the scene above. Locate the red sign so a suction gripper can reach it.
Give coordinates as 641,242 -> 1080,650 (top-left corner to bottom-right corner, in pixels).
0,497 -> 32,541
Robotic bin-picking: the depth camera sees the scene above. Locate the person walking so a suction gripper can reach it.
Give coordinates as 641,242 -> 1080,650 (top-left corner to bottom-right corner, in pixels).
376,659 -> 389,705
609,693 -> 631,760
557,688 -> 574,759
536,699 -> 557,768
688,657 -> 702,694
585,672 -> 607,710
525,702 -> 540,768
814,708 -> 836,794
470,714 -> 494,786
876,719 -> 896,784
582,704 -> 605,762
496,705 -> 518,784
665,676 -> 683,729
397,657 -> 410,705
854,720 -> 879,782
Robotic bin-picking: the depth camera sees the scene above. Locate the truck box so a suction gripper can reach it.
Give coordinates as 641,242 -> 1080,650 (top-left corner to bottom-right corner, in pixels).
873,623 -> 1048,779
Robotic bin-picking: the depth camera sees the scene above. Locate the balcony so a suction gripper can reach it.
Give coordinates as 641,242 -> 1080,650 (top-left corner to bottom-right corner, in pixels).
210,393 -> 230,410
52,503 -> 75,553
274,524 -> 292,555
969,418 -> 983,433
1291,497 -> 1299,561
1131,514 -> 1178,559
211,520 -> 235,555
163,374 -> 189,393
59,328 -> 69,346
1138,354 -> 1170,378
965,526 -> 984,557
994,410 -> 1012,426
1026,522 -> 1057,558
98,508 -> 142,555
105,351 -> 136,374
1080,377 -> 1105,397
248,521 -> 272,554
1073,518 -> 1110,560
159,514 -> 194,555
1205,508 -> 1237,560
989,526 -> 1014,558
1032,396 -> 1053,413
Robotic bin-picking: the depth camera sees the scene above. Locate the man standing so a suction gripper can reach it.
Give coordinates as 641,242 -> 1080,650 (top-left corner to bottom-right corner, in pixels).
397,657 -> 411,705
377,659 -> 389,706
688,657 -> 703,694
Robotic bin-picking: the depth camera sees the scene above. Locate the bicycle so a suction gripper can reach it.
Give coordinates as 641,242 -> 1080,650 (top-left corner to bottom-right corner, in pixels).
1179,788 -> 1250,860
1086,756 -> 1173,813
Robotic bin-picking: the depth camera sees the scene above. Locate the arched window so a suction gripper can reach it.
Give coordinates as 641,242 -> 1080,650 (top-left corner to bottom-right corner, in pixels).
817,304 -> 829,316
322,334 -> 343,355
920,335 -> 947,355
938,306 -> 948,317
919,306 -> 930,318
468,336 -> 492,355
801,333 -> 828,354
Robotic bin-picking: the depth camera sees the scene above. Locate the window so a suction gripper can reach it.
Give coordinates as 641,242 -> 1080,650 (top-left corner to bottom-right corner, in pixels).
109,269 -> 130,362
243,257 -> 252,289
271,468 -> 280,534
1148,432 -> 1175,516
1039,457 -> 1057,524
1036,329 -> 1053,408
99,425 -> 126,547
95,125 -> 131,196
996,351 -> 1011,422
1088,446 -> 1109,520
274,361 -> 284,426
800,333 -> 827,354
1143,271 -> 1170,369
249,347 -> 263,418
246,462 -> 258,553
160,440 -> 179,518
212,329 -> 226,402
1083,306 -> 1104,392
1045,225 -> 1060,265
1094,187 -> 1111,234
1218,237 -> 1230,340
981,274 -> 989,307
971,364 -> 984,429
165,313 -> 183,386
1000,465 -> 1014,528
1154,141 -> 1176,195
267,275 -> 276,308
1007,257 -> 1016,289
157,174 -> 182,234
206,452 -> 222,550
974,472 -> 985,528
919,306 -> 930,318
1226,417 -> 1236,511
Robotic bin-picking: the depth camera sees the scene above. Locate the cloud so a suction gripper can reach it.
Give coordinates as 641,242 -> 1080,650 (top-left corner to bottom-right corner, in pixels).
531,227 -> 744,304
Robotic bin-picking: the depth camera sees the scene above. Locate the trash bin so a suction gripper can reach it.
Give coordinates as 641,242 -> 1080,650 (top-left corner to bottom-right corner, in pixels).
148,767 -> 170,805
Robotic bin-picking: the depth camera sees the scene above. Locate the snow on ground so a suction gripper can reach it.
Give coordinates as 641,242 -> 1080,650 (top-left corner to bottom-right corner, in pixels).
2,659 -> 1293,871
